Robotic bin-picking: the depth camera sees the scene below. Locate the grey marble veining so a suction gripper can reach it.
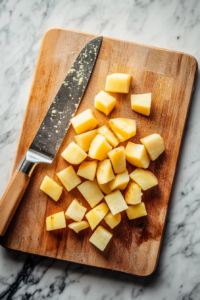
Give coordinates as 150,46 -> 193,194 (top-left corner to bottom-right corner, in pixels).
0,0 -> 200,299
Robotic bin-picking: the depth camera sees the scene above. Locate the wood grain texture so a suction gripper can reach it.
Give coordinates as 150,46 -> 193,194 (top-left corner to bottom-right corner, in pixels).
1,28 -> 197,276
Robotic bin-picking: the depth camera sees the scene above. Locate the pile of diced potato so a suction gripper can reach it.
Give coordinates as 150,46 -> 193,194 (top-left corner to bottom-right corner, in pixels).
41,73 -> 165,252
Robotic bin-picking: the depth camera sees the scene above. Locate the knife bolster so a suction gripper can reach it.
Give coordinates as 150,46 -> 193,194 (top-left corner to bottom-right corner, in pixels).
18,156 -> 37,177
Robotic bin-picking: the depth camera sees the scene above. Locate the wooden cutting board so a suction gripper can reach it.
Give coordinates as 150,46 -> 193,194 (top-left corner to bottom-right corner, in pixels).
1,28 -> 197,276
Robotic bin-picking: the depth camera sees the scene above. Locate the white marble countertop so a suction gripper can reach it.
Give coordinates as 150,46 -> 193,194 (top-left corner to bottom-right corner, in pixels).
0,0 -> 200,299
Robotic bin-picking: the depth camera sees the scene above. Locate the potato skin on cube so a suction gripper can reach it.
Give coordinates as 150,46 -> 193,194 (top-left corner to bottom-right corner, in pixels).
125,181 -> 143,205
105,73 -> 131,94
89,226 -> 113,251
61,142 -> 87,164
71,109 -> 98,134
40,175 -> 63,201
46,211 -> 66,231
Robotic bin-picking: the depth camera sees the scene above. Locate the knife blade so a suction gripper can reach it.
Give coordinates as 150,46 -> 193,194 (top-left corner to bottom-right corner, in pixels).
0,36 -> 103,240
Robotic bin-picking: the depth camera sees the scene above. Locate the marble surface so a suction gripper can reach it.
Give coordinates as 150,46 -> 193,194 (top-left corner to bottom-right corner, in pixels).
0,0 -> 200,299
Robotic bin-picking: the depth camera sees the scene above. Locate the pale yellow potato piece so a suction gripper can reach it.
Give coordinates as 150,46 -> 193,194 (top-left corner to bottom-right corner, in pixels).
97,126 -> 119,148
131,93 -> 151,116
86,202 -> 109,230
89,225 -> 113,251
65,214 -> 71,219
105,189 -> 128,215
125,181 -> 143,205
129,168 -> 158,191
108,146 -> 126,174
97,159 -> 115,185
140,133 -> 165,161
71,109 -> 99,134
94,90 -> 116,116
40,176 -> 63,202
68,221 -> 89,233
46,211 -> 66,231
89,134 -> 112,161
108,169 -> 130,191
105,73 -> 131,94
77,161 -> 98,181
109,118 -> 136,141
125,141 -> 150,169
61,142 -> 87,164
65,199 -> 87,222
74,129 -> 98,152
98,182 -> 112,195
57,166 -> 81,192
126,203 -> 147,220
77,180 -> 104,208
104,212 -> 121,229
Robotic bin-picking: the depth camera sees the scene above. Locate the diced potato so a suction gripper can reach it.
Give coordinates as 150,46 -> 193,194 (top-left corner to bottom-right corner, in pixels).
98,182 -> 112,195
68,221 -> 89,233
71,109 -> 99,134
108,146 -> 126,174
40,175 -> 63,201
74,129 -> 98,152
77,161 -> 98,181
140,133 -> 165,161
89,134 -> 112,161
131,93 -> 151,116
97,126 -> 119,148
65,214 -> 71,219
94,90 -> 116,116
57,166 -> 81,192
125,181 -> 143,205
129,168 -> 158,191
46,211 -> 66,231
61,142 -> 87,164
89,225 -> 113,251
125,142 -> 150,169
104,212 -> 121,229
86,202 -> 109,230
77,180 -> 104,208
109,118 -> 136,142
126,203 -> 147,220
65,199 -> 87,222
105,189 -> 128,215
105,73 -> 131,94
97,159 -> 115,185
108,169 -> 130,191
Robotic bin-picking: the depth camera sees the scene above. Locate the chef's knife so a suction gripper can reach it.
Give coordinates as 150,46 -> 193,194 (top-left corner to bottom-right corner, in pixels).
0,36 -> 103,241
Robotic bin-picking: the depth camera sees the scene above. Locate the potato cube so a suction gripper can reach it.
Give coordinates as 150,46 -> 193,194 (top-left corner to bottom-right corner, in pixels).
89,134 -> 112,161
46,211 -> 66,231
105,73 -> 131,94
109,118 -> 136,142
108,169 -> 130,191
126,203 -> 147,220
71,109 -> 98,134
125,181 -> 143,205
140,133 -> 165,161
97,126 -> 119,148
77,161 -> 98,181
65,199 -> 87,222
89,226 -> 113,251
57,166 -> 81,192
74,129 -> 98,152
105,189 -> 128,215
129,168 -> 158,191
125,142 -> 150,169
77,180 -> 104,208
108,146 -> 126,173
68,221 -> 89,233
61,142 -> 87,164
86,202 -> 109,230
94,90 -> 116,116
104,212 -> 121,229
98,182 -> 112,195
131,93 -> 151,116
40,176 -> 63,201
97,159 -> 115,185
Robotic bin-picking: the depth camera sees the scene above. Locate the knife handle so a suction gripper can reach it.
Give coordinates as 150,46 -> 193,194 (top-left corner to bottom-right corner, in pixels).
0,169 -> 30,238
